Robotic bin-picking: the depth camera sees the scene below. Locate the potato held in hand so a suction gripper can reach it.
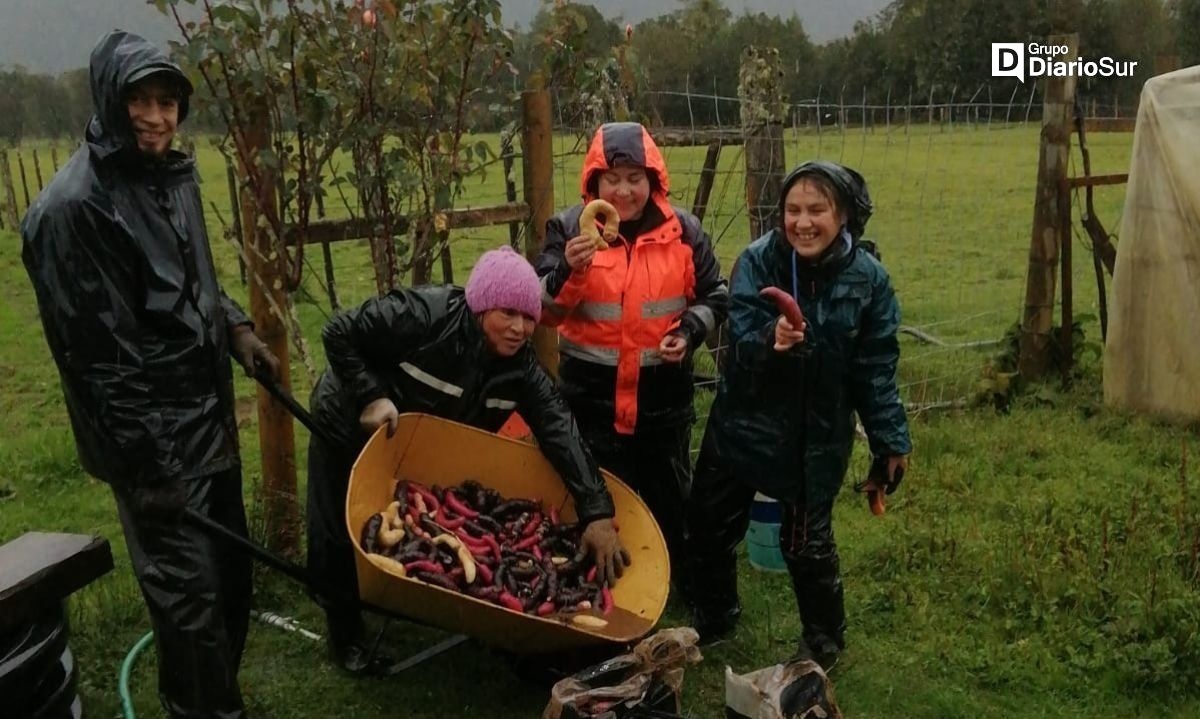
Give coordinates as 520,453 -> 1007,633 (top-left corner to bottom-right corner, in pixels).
580,199 -> 620,250
867,488 -> 886,516
759,286 -> 805,329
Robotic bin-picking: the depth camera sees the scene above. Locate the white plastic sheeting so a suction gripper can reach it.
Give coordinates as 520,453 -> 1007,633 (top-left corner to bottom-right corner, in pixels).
1104,65 -> 1200,421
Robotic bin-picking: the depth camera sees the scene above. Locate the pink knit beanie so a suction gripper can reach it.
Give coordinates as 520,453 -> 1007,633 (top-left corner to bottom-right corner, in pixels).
465,246 -> 542,322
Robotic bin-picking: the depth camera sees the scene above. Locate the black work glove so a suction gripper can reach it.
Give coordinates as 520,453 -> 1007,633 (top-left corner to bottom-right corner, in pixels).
883,455 -> 907,494
855,455 -> 907,496
129,480 -> 189,521
230,325 -> 280,381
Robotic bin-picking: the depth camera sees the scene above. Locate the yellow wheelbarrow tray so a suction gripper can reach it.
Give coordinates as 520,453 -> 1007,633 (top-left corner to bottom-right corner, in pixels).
345,413 -> 670,654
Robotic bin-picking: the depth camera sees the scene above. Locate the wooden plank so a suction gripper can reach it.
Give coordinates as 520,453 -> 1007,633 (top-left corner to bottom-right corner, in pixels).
1083,117 -> 1135,133
280,203 -> 529,247
1064,172 -> 1128,189
443,202 -> 531,230
0,533 -> 113,633
651,128 -> 744,147
283,217 -> 386,246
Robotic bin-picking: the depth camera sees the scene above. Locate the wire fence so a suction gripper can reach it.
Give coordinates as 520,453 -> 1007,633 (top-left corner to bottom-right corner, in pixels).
1,80 -> 1139,550
542,82 -> 1137,454
2,81 -> 1137,447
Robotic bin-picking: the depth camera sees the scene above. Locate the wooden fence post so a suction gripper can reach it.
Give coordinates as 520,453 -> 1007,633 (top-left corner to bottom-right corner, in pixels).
238,114 -> 299,556
502,134 -> 520,251
739,46 -> 787,241
31,149 -> 44,194
17,150 -> 31,210
224,159 -> 247,286
1019,33 -> 1078,380
691,141 -> 722,222
1,149 -> 19,227
439,232 -> 453,284
521,89 -> 558,376
312,169 -> 340,312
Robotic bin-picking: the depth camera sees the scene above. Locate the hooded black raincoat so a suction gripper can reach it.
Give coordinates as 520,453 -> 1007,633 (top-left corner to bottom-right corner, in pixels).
307,285 -> 615,647
21,30 -> 252,718
22,33 -> 248,491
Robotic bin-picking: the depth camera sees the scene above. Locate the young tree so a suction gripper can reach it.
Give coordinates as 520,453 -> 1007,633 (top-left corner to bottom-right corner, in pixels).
158,0 -> 513,291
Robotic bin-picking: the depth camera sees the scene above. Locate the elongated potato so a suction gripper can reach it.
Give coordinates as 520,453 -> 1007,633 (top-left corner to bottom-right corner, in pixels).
580,199 -> 620,250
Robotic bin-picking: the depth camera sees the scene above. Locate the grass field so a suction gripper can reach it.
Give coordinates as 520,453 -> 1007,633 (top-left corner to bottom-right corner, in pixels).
6,122 -> 1200,718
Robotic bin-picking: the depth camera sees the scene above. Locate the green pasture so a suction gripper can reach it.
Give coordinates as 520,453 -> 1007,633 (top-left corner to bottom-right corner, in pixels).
6,122 -> 1198,718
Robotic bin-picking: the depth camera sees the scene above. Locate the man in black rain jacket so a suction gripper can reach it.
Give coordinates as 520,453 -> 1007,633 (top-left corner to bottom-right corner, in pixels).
21,30 -> 278,719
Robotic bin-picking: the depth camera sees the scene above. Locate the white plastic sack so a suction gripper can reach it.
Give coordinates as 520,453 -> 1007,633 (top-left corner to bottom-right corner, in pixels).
724,658 -> 841,719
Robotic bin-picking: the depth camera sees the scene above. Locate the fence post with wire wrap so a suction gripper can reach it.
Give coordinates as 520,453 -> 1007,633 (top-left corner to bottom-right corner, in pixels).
1019,33 -> 1078,381
739,46 -> 787,241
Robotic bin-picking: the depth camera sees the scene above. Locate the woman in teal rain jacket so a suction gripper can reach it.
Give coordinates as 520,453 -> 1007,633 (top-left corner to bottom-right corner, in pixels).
684,161 -> 911,670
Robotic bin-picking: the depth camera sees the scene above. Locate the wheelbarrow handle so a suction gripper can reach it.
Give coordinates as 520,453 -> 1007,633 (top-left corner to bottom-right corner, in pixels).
185,507 -> 313,589
184,507 -> 396,620
252,370 -> 338,448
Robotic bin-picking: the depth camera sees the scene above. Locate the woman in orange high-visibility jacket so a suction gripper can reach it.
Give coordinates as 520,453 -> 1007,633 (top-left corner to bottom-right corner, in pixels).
534,122 -> 729,586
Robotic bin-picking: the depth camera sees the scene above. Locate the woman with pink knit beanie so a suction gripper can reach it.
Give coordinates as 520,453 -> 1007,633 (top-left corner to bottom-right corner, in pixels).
305,246 -> 628,676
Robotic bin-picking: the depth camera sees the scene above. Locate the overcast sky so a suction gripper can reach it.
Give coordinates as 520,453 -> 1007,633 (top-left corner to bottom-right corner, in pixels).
0,0 -> 890,75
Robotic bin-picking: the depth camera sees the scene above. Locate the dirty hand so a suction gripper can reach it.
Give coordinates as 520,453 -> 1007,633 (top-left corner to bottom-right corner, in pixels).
773,316 -> 806,352
884,455 -> 908,494
360,397 -> 400,438
130,480 -> 188,521
576,518 -> 631,587
230,325 -> 280,381
658,332 -> 689,363
564,235 -> 599,272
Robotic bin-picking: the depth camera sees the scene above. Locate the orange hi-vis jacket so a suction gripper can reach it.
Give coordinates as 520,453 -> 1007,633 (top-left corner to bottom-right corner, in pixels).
535,123 -> 729,435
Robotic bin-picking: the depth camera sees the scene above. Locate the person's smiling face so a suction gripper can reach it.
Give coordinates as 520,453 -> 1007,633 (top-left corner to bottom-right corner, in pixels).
782,178 -> 846,260
597,165 -> 651,222
126,74 -> 179,158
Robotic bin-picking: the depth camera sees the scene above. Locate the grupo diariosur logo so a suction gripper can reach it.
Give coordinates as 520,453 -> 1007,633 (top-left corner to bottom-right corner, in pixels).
991,42 -> 1138,82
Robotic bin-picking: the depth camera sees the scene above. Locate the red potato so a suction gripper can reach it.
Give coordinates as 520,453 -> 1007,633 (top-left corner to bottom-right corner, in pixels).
759,286 -> 805,329
868,488 -> 886,516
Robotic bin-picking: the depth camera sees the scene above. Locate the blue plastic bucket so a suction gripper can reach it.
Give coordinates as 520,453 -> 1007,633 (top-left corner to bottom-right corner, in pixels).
745,492 -> 787,572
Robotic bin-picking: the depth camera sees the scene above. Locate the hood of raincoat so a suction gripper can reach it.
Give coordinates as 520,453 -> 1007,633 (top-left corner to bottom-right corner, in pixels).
86,29 -> 193,160
580,122 -> 672,203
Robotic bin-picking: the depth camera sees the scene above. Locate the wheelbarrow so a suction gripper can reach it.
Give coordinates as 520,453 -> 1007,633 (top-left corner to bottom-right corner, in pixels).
347,412 -> 670,654
188,375 -> 669,657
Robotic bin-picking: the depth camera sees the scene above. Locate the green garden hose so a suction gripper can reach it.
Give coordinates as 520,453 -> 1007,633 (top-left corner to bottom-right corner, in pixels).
118,630 -> 154,719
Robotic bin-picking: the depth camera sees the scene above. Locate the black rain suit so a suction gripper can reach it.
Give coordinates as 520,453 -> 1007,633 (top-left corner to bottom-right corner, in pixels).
307,285 -> 615,648
21,30 -> 251,719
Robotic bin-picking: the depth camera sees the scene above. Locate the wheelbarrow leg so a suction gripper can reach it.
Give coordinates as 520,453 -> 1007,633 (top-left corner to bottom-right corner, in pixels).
380,632 -> 469,675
